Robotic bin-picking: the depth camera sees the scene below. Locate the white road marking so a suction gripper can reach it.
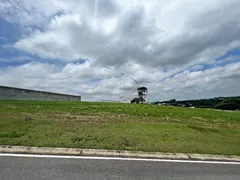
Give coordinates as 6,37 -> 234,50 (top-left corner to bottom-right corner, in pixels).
0,153 -> 239,165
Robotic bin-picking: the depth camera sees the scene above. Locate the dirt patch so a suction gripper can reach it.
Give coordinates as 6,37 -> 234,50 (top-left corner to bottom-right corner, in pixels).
193,116 -> 208,121
6,105 -> 17,109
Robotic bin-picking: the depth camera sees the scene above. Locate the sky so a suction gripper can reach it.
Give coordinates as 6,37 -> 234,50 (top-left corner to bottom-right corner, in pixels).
0,0 -> 240,102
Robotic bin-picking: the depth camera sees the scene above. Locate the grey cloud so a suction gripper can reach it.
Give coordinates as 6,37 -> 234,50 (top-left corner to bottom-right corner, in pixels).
70,0 -> 120,17
94,8 -> 161,66
4,0 -> 240,68
94,0 -> 120,17
94,1 -> 240,68
150,26 -> 240,67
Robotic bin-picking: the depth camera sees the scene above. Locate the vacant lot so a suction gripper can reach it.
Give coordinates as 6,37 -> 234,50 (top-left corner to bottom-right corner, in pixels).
0,101 -> 239,155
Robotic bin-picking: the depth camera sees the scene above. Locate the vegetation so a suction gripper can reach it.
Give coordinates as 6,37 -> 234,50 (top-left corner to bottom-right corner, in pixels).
154,96 -> 240,110
215,99 -> 240,110
0,100 -> 240,155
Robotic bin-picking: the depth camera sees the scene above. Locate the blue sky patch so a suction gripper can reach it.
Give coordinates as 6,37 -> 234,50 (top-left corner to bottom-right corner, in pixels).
0,17 -> 20,43
216,48 -> 240,61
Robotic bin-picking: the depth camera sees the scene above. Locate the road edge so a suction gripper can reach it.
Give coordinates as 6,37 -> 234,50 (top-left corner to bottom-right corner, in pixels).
0,145 -> 239,162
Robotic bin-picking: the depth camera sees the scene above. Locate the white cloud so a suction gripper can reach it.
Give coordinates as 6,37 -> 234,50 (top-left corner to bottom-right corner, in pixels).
8,0 -> 239,67
0,0 -> 240,101
0,61 -> 239,102
155,62 -> 240,100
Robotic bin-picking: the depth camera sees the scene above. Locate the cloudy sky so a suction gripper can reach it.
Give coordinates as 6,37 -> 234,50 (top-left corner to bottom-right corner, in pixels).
0,0 -> 240,102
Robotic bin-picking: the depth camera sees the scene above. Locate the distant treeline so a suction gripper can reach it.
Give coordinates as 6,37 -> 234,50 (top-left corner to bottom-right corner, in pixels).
153,96 -> 240,110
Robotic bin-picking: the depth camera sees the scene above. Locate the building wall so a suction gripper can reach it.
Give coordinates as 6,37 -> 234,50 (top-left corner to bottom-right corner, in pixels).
0,86 -> 81,101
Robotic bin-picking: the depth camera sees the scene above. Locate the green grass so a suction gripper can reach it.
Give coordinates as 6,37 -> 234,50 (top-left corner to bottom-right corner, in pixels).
0,100 -> 240,155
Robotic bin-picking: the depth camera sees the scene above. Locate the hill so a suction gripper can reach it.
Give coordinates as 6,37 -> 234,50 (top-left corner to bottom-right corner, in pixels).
0,100 -> 239,155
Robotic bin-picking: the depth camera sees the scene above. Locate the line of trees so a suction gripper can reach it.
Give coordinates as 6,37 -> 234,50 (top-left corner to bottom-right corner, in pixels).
215,99 -> 240,110
153,96 -> 240,110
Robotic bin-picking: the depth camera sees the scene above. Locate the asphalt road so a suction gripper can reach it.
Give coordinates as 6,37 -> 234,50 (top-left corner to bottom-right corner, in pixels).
0,155 -> 239,180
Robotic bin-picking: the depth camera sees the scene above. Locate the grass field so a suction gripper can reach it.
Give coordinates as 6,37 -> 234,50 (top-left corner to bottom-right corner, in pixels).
0,100 -> 240,155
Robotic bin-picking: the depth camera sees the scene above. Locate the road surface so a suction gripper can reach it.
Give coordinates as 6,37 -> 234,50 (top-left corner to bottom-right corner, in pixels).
0,154 -> 239,180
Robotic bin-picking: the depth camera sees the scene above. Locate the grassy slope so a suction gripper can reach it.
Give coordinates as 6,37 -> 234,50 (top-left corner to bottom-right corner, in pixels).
0,101 -> 239,155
